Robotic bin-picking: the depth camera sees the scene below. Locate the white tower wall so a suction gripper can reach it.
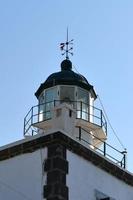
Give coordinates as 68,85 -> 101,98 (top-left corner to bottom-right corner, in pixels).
0,148 -> 47,200
67,150 -> 133,200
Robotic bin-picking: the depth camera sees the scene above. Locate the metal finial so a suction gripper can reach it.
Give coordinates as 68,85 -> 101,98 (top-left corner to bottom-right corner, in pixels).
60,28 -> 73,60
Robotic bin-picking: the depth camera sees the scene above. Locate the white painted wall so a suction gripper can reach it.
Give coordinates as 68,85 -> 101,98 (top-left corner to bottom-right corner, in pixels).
67,150 -> 133,200
0,148 -> 47,200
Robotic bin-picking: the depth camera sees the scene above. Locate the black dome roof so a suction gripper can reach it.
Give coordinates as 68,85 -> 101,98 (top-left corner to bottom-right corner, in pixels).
35,59 -> 97,99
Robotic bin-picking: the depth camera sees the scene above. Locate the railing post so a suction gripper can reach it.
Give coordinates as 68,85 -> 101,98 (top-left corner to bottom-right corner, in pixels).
104,142 -> 106,156
79,127 -> 81,140
105,121 -> 107,136
23,118 -> 26,136
31,106 -> 33,125
124,154 -> 126,169
123,149 -> 127,169
101,110 -> 103,127
88,104 -> 90,122
81,101 -> 82,119
38,104 -> 40,123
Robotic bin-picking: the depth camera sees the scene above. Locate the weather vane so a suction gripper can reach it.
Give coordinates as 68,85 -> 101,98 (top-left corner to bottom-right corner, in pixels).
60,28 -> 73,60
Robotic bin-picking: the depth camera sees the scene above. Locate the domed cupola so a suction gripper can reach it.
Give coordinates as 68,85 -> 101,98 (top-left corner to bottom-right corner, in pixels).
61,58 -> 72,70
35,59 -> 97,100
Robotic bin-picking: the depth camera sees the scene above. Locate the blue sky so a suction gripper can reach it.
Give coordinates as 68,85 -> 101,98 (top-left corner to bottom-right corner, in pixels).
0,0 -> 133,172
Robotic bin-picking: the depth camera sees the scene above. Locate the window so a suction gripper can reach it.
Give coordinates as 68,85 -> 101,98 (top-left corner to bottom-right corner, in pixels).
38,92 -> 45,122
45,87 -> 57,119
38,87 -> 57,121
60,86 -> 75,102
77,87 -> 89,120
45,87 -> 57,103
95,190 -> 115,200
89,95 -> 94,123
60,86 -> 75,109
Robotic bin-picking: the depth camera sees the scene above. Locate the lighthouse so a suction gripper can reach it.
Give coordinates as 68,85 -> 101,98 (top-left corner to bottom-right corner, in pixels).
0,37 -> 133,200
24,38 -> 107,150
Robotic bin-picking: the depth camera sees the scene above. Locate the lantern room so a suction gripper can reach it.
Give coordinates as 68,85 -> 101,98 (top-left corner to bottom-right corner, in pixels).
24,58 -> 107,149
35,59 -> 97,123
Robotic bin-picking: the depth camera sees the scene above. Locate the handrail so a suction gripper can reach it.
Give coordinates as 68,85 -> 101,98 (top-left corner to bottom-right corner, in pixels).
24,100 -> 107,136
77,137 -> 120,163
23,100 -> 126,168
80,126 -> 121,154
77,126 -> 126,168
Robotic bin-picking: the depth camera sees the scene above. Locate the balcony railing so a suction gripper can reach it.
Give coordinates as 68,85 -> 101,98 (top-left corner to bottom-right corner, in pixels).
23,100 -> 126,169
24,100 -> 107,136
77,126 -> 126,169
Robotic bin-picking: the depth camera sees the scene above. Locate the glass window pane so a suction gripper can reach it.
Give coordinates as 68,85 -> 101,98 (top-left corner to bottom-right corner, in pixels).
39,87 -> 57,121
38,93 -> 45,122
45,87 -> 57,103
77,102 -> 82,118
45,88 -> 57,119
77,87 -> 89,121
77,87 -> 89,104
39,92 -> 45,104
90,96 -> 94,123
60,86 -> 75,102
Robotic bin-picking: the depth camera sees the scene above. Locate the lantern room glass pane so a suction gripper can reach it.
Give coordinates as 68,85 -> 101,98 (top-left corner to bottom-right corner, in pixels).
90,96 -> 94,123
45,87 -> 57,119
39,87 -> 57,121
77,87 -> 89,120
45,87 -> 57,103
38,92 -> 45,122
60,86 -> 75,104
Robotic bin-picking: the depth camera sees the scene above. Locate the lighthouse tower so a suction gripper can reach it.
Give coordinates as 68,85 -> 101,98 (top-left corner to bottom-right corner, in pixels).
0,37 -> 133,200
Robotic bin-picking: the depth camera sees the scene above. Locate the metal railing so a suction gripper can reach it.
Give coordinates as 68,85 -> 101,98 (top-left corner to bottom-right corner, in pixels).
23,100 -> 126,169
24,102 -> 53,136
77,126 -> 126,169
24,100 -> 107,136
